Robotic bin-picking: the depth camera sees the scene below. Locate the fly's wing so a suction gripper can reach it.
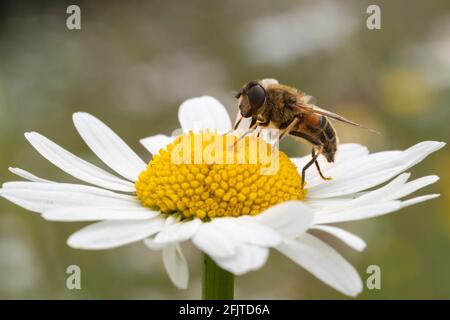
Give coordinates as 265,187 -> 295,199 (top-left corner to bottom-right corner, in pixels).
302,95 -> 317,105
291,102 -> 379,133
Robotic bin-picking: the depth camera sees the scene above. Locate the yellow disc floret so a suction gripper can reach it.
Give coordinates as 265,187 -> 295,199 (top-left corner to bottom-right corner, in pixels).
135,131 -> 305,220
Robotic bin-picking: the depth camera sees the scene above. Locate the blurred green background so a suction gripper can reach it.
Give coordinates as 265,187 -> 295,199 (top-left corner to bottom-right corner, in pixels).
0,0 -> 449,299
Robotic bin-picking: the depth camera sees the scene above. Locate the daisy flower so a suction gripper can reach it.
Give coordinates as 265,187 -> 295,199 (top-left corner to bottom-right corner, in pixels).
0,96 -> 444,298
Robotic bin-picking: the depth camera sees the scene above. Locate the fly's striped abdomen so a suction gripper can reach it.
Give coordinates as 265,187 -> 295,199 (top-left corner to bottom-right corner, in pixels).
292,114 -> 338,163
319,116 -> 337,162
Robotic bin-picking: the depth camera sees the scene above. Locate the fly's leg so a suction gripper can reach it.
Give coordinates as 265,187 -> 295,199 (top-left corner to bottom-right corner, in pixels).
302,145 -> 324,189
233,116 -> 243,131
312,147 -> 332,181
232,118 -> 258,147
225,116 -> 243,135
272,117 -> 301,151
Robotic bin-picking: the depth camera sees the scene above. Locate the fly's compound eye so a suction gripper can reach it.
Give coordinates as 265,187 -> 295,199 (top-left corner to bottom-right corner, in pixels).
246,84 -> 266,110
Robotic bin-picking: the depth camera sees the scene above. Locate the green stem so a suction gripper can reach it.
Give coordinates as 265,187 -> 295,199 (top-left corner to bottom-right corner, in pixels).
202,254 -> 235,300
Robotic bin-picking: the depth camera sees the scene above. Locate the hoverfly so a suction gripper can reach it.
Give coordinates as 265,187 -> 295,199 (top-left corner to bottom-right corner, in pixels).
234,79 -> 374,188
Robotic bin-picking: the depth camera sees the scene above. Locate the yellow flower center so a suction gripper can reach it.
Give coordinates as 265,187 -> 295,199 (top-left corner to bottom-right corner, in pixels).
135,132 -> 305,220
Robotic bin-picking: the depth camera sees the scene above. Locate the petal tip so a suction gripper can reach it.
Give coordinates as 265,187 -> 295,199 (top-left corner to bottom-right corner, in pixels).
427,141 -> 446,151
24,131 -> 36,139
73,112 -> 99,126
72,112 -> 90,123
173,281 -> 189,290
429,175 -> 440,183
66,234 -> 90,250
434,141 -> 446,152
66,236 -> 79,249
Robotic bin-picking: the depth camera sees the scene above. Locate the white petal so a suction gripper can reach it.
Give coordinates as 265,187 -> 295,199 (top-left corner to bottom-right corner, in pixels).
387,176 -> 439,201
314,191 -> 440,224
307,141 -> 445,198
213,243 -> 269,276
277,233 -> 362,297
8,167 -> 53,183
140,134 -> 174,155
333,143 -> 370,161
192,221 -> 237,258
193,217 -> 278,260
24,132 -> 135,192
143,237 -> 166,250
217,217 -> 281,245
0,181 -> 139,214
178,96 -> 232,134
306,195 -> 364,209
72,112 -> 146,181
153,218 -> 202,244
216,217 -> 281,246
312,173 -> 410,212
1,181 -> 136,198
42,206 -> 158,221
400,194 -> 440,207
309,173 -> 440,214
291,143 -> 369,183
0,194 -> 41,214
162,243 -> 189,289
339,173 -> 410,207
67,218 -> 164,250
308,166 -> 404,199
345,174 -> 438,205
255,201 -> 314,239
313,201 -> 402,224
311,225 -> 366,251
